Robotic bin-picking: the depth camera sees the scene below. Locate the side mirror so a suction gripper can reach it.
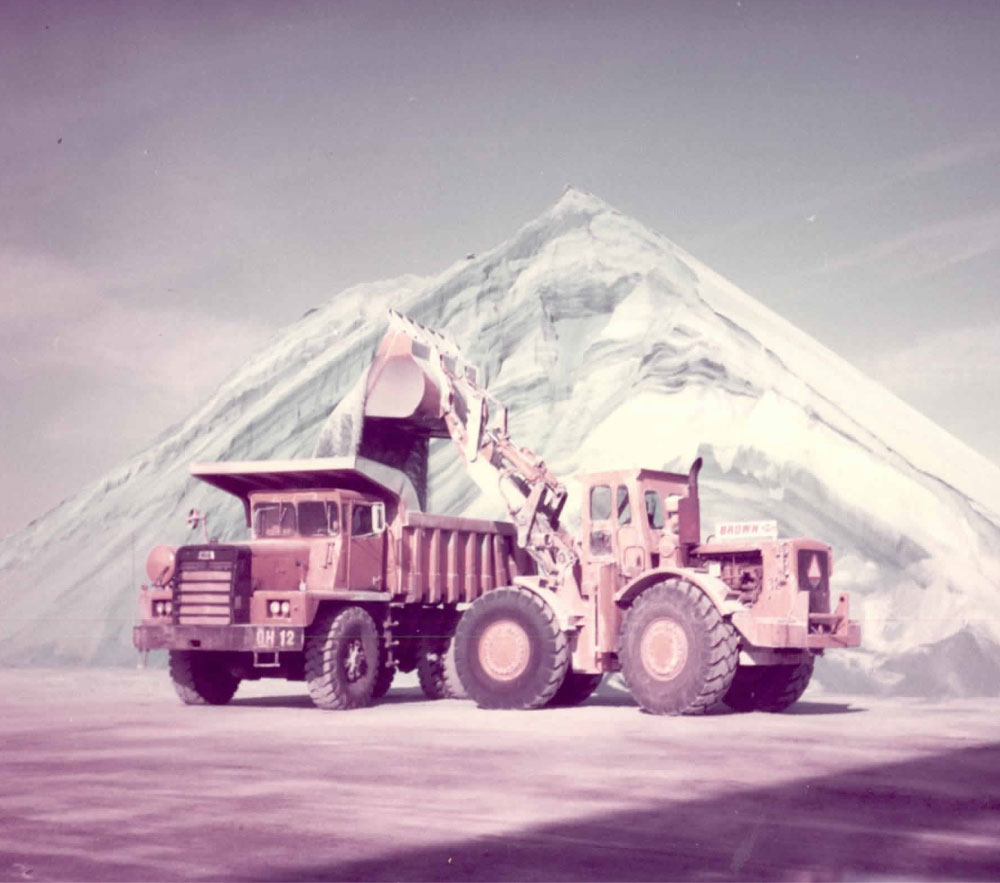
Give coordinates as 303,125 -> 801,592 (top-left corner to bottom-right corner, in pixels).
372,502 -> 387,535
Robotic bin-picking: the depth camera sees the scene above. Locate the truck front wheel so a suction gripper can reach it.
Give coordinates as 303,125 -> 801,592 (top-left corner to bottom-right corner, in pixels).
723,658 -> 815,713
455,587 -> 569,709
305,606 -> 380,710
169,651 -> 240,706
620,581 -> 738,715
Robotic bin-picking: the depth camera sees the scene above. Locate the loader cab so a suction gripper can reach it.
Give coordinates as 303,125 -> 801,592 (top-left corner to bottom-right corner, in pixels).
578,460 -> 703,586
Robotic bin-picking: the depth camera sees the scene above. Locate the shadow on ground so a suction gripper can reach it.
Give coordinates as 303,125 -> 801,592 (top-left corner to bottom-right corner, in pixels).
230,686 -> 430,708
251,742 -> 1000,881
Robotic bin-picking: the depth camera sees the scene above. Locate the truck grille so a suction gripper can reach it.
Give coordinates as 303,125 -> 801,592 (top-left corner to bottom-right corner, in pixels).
175,558 -> 233,625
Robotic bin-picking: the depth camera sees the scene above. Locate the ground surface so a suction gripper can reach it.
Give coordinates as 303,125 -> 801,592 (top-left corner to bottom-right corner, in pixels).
0,668 -> 998,882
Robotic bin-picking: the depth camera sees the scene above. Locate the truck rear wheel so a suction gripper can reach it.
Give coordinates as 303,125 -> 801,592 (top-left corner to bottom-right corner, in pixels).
620,581 -> 738,715
547,671 -> 604,707
455,587 -> 569,709
305,606 -> 380,710
417,631 -> 466,700
723,658 -> 815,713
168,651 -> 240,706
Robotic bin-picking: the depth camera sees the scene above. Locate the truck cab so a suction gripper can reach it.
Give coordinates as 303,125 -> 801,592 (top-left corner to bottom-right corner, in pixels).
247,490 -> 387,593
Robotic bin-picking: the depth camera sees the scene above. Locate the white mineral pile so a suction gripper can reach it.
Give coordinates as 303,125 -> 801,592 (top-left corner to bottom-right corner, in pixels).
3,188 -> 999,695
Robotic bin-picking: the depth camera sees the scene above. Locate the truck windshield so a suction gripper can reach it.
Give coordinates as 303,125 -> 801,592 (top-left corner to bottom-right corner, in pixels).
299,500 -> 340,537
298,501 -> 331,537
253,502 -> 297,538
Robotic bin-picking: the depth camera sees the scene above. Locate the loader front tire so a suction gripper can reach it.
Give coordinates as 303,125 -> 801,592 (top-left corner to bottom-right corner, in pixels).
455,587 -> 569,709
547,671 -> 604,707
169,651 -> 240,706
723,658 -> 814,713
620,581 -> 738,715
305,606 -> 380,710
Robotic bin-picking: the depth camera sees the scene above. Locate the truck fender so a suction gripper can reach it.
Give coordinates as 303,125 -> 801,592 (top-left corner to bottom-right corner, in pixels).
615,568 -> 740,617
511,576 -> 580,632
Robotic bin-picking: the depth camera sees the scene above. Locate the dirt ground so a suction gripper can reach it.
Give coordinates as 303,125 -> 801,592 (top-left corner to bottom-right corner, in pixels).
0,668 -> 997,882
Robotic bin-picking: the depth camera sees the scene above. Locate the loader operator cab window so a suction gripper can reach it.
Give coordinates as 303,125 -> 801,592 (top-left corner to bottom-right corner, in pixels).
616,485 -> 632,526
589,485 -> 613,557
253,502 -> 297,538
644,490 -> 664,529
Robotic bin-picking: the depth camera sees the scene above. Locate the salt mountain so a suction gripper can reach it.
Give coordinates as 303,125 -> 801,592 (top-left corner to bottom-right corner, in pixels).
3,188 -> 999,696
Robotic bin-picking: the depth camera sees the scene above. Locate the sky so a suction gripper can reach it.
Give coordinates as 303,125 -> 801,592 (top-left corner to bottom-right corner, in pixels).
1,0 -> 998,538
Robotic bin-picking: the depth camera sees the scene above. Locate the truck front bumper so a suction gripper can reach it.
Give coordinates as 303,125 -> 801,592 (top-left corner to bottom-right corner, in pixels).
133,623 -> 304,652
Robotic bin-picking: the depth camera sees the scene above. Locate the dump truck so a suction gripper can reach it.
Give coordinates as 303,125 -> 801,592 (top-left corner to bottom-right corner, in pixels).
133,311 -> 860,714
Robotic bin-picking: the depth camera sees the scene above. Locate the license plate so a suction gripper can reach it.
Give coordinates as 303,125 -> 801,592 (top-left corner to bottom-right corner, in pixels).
253,627 -> 302,650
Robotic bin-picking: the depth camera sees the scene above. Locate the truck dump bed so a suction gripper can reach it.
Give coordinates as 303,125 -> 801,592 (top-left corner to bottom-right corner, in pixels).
395,512 -> 532,604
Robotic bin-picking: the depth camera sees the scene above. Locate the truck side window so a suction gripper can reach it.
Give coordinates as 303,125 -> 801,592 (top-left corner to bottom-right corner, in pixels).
590,485 -> 611,521
327,502 -> 340,535
644,491 -> 664,529
298,501 -> 329,537
616,485 -> 632,525
351,504 -> 374,537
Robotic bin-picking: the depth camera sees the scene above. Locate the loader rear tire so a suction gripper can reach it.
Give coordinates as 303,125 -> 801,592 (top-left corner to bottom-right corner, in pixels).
305,606 -> 380,710
620,580 -> 738,715
455,587 -> 569,709
723,658 -> 814,713
169,651 -> 240,706
547,671 -> 604,707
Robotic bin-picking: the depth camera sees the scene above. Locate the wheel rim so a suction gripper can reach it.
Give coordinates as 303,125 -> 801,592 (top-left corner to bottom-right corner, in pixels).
478,619 -> 531,681
639,618 -> 689,681
344,638 -> 367,682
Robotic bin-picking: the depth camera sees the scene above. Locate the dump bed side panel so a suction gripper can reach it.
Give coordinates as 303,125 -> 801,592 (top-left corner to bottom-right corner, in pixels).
396,513 -> 531,603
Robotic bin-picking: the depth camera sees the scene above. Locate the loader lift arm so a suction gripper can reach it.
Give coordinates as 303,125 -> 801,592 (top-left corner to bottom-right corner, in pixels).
363,310 -> 578,581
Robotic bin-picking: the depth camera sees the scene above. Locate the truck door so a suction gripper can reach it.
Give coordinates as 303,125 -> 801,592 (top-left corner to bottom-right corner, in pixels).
346,501 -> 386,590
299,500 -> 342,591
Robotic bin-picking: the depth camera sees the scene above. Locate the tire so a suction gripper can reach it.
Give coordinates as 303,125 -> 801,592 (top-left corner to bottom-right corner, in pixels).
372,664 -> 395,700
168,651 -> 240,706
417,621 -> 466,700
547,671 -> 604,707
723,658 -> 814,713
620,581 -> 738,715
455,587 -> 569,709
305,606 -> 380,710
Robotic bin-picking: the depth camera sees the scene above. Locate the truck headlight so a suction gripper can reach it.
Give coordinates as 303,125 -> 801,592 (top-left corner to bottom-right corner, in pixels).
269,600 -> 280,615
280,601 -> 290,615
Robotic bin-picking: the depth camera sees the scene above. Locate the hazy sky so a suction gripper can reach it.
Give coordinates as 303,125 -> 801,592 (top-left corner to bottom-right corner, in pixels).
2,0 -> 999,537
